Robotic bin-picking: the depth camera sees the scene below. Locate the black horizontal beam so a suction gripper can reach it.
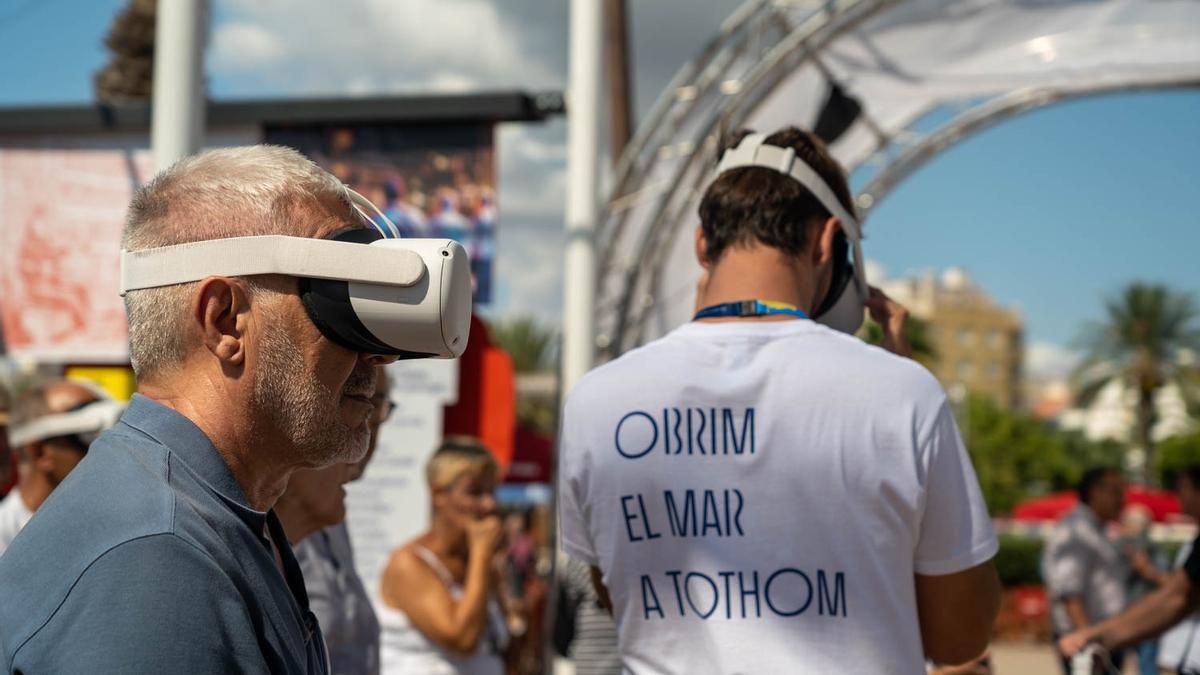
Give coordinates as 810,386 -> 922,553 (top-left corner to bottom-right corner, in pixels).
0,90 -> 564,135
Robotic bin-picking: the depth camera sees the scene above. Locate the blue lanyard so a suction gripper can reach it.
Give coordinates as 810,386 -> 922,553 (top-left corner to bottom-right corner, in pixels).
693,299 -> 809,321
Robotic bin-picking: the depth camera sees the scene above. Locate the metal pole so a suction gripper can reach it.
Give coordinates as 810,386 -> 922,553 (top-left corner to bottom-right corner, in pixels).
605,0 -> 633,163
562,0 -> 605,394
152,0 -> 207,171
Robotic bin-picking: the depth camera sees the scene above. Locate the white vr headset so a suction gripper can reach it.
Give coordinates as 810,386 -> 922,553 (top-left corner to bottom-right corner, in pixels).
119,188 -> 473,359
9,397 -> 125,448
714,133 -> 868,334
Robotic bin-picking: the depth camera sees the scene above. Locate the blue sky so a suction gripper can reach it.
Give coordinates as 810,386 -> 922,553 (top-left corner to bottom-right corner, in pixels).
1,0 -> 1197,377
858,91 -> 1200,353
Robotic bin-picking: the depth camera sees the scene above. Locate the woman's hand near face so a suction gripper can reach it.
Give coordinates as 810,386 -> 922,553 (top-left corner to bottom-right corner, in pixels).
467,515 -> 504,558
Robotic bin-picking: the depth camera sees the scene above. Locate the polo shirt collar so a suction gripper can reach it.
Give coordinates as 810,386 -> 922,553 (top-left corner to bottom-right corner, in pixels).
118,394 -> 267,532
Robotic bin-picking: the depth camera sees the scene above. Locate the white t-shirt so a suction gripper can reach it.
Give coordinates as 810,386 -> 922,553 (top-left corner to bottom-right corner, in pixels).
0,489 -> 35,557
557,320 -> 998,675
1159,542 -> 1200,672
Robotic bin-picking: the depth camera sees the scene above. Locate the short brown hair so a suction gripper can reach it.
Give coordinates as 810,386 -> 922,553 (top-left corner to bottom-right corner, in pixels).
698,126 -> 855,264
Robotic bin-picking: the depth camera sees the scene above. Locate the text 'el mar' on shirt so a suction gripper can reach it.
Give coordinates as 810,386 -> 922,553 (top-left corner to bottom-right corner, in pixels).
0,394 -> 329,674
557,319 -> 998,675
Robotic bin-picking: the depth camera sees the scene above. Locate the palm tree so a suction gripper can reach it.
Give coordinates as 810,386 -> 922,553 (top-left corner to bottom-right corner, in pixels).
490,316 -> 559,434
1075,283 -> 1200,483
490,316 -> 557,374
94,0 -> 157,104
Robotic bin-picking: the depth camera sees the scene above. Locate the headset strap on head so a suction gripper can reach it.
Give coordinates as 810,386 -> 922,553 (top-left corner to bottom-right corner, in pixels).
119,235 -> 426,296
8,399 -> 125,447
715,133 -> 867,290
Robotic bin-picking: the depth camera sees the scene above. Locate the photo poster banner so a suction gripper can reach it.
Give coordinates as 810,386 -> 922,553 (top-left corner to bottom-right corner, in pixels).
263,123 -> 498,305
0,129 -> 257,363
344,357 -> 458,598
0,139 -> 153,362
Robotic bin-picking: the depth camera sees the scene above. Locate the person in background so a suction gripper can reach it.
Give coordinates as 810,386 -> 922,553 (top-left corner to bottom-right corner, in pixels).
0,380 -> 120,555
554,555 -> 621,675
292,366 -> 392,675
1156,461 -> 1200,672
0,403 -> 12,499
504,510 -> 536,607
276,462 -> 353,550
1060,464 -> 1200,671
0,146 -> 396,673
1156,465 -> 1200,674
378,438 -> 510,675
1044,466 -> 1128,672
1118,504 -> 1170,675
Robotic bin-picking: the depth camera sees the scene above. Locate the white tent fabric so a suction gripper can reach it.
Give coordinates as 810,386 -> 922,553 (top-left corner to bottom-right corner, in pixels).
596,0 -> 1200,357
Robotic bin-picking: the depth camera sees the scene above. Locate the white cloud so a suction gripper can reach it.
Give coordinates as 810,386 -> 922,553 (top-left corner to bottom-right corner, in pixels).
491,225 -> 565,323
864,258 -> 888,284
496,120 -> 567,222
427,72 -> 479,93
209,0 -> 562,96
1026,341 -> 1081,380
211,22 -> 287,71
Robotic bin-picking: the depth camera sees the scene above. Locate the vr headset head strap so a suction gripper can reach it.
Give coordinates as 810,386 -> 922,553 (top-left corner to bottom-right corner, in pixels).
715,133 -> 867,291
8,399 -> 125,447
119,235 -> 426,296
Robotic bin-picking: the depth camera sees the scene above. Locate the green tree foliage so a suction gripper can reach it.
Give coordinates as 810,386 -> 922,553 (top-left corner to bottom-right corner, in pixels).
994,535 -> 1045,587
490,316 -> 557,374
94,0 -> 157,104
490,316 -> 559,435
860,315 -> 936,368
959,393 -> 1124,515
1075,283 -> 1200,484
1156,430 -> 1200,488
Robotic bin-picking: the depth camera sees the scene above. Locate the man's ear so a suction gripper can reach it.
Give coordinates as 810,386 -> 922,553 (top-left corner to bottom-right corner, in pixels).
694,225 -> 711,270
812,216 -> 842,267
192,277 -> 251,367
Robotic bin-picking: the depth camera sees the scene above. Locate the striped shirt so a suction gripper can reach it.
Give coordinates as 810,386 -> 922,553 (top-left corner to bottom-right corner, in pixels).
560,556 -> 622,675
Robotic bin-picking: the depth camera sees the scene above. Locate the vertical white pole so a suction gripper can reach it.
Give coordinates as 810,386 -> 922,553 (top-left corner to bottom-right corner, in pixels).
562,0 -> 604,395
152,0 -> 207,171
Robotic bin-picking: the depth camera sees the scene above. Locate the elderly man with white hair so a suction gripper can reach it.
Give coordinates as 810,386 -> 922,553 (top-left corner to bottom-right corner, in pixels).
0,146 -> 471,673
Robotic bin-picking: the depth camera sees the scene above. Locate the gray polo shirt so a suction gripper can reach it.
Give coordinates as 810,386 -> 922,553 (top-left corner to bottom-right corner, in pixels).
0,394 -> 329,674
294,523 -> 380,675
1044,504 -> 1128,635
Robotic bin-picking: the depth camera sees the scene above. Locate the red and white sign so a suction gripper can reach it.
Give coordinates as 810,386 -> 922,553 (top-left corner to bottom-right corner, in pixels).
0,144 -> 153,362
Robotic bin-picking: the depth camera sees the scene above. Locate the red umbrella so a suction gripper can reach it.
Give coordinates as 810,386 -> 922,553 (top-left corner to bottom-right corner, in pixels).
1011,484 -> 1182,523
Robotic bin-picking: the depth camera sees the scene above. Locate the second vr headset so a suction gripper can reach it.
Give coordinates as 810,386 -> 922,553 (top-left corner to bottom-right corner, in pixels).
9,395 -> 125,449
714,133 -> 868,335
119,188 -> 473,359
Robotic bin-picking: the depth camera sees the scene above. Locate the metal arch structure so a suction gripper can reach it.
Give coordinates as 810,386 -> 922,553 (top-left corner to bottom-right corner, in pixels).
597,0 -> 891,357
854,79 -> 1200,215
593,0 -> 1200,361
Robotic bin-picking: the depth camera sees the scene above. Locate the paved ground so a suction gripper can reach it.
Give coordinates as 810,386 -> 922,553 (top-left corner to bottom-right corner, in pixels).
990,642 -> 1065,673
555,642 -> 1137,674
991,641 -> 1136,674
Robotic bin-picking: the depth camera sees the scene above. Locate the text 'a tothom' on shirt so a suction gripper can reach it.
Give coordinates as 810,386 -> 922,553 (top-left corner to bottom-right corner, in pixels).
0,394 -> 329,674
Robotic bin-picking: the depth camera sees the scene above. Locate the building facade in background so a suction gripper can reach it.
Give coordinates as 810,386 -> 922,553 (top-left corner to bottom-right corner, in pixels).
882,268 -> 1024,409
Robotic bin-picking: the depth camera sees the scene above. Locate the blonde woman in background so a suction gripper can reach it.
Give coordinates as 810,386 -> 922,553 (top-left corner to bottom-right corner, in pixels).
378,438 -> 510,675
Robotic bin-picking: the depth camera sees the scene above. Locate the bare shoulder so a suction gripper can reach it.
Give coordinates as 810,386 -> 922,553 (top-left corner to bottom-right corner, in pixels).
384,542 -> 433,581
380,541 -> 441,603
